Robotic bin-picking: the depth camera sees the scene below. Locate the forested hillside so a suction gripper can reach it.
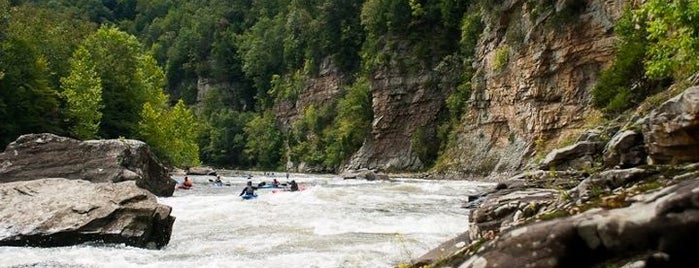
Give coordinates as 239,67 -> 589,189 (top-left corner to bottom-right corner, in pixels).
1,0 -> 698,175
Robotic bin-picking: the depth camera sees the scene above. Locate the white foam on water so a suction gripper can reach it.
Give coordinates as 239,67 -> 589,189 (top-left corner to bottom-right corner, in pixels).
0,174 -> 489,268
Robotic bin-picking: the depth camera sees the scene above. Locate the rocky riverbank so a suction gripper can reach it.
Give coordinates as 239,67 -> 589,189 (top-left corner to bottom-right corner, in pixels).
412,82 -> 699,267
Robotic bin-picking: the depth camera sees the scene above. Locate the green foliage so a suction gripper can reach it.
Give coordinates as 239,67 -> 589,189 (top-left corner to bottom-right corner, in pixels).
1,0 -> 488,171
316,0 -> 364,72
493,45 -> 510,71
244,111 -> 284,170
289,104 -> 336,166
323,77 -> 372,168
0,35 -> 61,145
135,51 -> 200,167
360,0 -> 467,73
411,126 -> 439,168
269,71 -> 304,102
640,0 -> 699,79
460,10 -> 482,57
592,1 -> 699,116
139,96 -> 201,168
444,9 -> 482,122
538,210 -> 569,221
198,88 -> 254,168
0,0 -> 7,41
60,46 -> 103,140
360,0 -> 408,36
237,15 -> 285,108
7,5 -> 95,89
81,26 -> 147,138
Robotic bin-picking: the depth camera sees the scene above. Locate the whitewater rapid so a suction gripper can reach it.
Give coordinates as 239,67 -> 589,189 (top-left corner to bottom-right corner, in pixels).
0,173 -> 493,268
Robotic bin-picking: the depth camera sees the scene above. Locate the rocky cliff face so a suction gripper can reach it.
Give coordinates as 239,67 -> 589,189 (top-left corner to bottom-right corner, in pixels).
273,58 -> 345,133
439,0 -> 626,177
274,0 -> 628,175
346,54 -> 459,171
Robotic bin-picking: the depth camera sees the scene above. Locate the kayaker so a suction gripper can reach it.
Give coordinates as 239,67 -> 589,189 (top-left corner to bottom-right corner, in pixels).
239,181 -> 257,196
183,176 -> 193,188
289,180 -> 299,191
214,176 -> 223,186
272,179 -> 280,187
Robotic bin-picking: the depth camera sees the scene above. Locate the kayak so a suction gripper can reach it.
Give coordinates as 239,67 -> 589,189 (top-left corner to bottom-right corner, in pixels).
241,193 -> 258,200
272,185 -> 307,193
257,184 -> 284,189
176,185 -> 192,190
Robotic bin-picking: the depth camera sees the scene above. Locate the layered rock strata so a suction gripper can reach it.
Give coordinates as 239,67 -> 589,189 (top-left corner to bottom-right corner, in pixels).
0,133 -> 176,196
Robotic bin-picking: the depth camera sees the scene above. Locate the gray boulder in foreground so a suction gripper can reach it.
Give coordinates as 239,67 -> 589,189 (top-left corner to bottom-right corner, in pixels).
459,177 -> 699,268
0,178 -> 174,249
0,133 -> 176,197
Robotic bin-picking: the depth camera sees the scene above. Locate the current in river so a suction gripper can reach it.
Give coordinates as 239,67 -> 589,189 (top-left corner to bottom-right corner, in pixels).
0,173 -> 493,268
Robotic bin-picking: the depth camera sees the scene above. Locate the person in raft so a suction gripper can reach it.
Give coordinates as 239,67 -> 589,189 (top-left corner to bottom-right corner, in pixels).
183,176 -> 193,188
239,181 -> 258,196
289,180 -> 299,192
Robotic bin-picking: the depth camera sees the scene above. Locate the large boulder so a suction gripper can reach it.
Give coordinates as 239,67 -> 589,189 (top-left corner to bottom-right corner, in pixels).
602,130 -> 646,168
643,86 -> 699,165
0,133 -> 175,196
0,178 -> 175,249
539,141 -> 602,171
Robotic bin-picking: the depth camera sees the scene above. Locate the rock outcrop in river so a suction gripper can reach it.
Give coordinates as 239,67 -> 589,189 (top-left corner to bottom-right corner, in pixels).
0,133 -> 176,197
0,178 -> 174,249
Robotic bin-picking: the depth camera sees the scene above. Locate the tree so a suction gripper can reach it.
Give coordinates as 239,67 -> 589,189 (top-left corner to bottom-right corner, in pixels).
0,37 -> 61,145
198,88 -> 254,168
136,54 -> 201,168
638,0 -> 699,80
244,111 -> 284,169
0,0 -> 8,42
81,26 -> 146,139
7,5 -> 95,89
236,15 -> 286,108
167,99 -> 201,167
60,46 -> 103,139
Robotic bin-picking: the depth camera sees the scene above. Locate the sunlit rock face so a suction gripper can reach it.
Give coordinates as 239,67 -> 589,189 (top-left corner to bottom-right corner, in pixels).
441,0 -> 626,177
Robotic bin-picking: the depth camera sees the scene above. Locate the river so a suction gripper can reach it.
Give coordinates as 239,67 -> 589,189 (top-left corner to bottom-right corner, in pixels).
1,173 -> 493,268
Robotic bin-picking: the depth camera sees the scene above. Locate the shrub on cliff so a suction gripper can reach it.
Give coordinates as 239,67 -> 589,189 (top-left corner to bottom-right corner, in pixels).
593,1 -> 699,116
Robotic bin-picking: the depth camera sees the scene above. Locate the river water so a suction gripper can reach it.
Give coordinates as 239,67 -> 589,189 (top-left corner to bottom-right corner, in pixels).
1,173 -> 492,268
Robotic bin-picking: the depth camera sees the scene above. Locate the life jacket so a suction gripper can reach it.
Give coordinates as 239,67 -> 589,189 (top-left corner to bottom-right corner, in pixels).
245,186 -> 255,194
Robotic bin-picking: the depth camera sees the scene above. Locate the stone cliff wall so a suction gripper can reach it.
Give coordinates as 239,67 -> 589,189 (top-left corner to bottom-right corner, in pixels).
273,0 -> 630,175
347,50 -> 461,172
440,0 -> 626,177
273,58 -> 345,132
